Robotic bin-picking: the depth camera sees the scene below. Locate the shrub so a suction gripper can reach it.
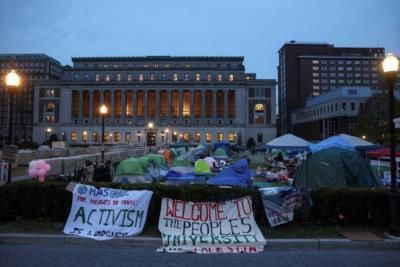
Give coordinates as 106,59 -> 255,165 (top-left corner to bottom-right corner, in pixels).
0,181 -> 390,227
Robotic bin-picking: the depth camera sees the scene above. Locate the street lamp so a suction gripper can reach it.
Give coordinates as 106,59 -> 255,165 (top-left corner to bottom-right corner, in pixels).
165,128 -> 169,147
5,70 -> 21,184
46,128 -> 52,142
148,122 -> 154,152
382,52 -> 400,236
100,104 -> 108,164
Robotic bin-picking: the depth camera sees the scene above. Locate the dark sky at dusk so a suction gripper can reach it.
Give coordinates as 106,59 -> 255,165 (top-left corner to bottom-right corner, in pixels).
0,0 -> 399,78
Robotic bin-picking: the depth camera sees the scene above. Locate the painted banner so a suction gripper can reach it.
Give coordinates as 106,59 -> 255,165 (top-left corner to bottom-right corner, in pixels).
158,196 -> 266,253
259,187 -> 309,227
63,184 -> 153,240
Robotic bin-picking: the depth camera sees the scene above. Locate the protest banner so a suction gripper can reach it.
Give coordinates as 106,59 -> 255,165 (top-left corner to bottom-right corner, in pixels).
63,184 -> 153,241
259,187 -> 310,227
158,196 -> 266,253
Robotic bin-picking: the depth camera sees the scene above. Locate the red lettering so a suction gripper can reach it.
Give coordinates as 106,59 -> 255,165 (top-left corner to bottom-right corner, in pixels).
217,203 -> 226,220
165,198 -> 174,217
233,199 -> 241,217
191,203 -> 200,221
242,197 -> 252,215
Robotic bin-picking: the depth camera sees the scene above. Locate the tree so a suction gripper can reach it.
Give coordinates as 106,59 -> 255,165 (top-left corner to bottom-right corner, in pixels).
355,92 -> 400,145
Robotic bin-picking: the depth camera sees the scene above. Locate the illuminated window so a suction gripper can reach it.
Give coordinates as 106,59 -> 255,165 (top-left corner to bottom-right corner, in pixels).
207,73 -> 212,81
93,91 -> 101,117
104,132 -> 110,142
72,91 -> 79,117
45,115 -> 54,122
125,132 -> 132,142
184,73 -> 189,81
46,89 -> 55,97
229,73 -> 234,81
171,90 -> 180,117
116,73 -> 121,81
46,103 -> 55,112
183,132 -> 190,142
82,131 -> 88,142
95,74 -> 100,81
105,74 -> 110,81
217,91 -> 224,117
160,90 -> 168,117
228,90 -> 235,118
125,91 -> 133,116
150,73 -> 155,81
104,91 -> 111,117
183,91 -> 190,117
139,73 -> 144,81
206,132 -> 212,142
229,132 -> 235,142
194,132 -> 201,142
217,73 -> 222,81
255,103 -> 264,112
194,90 -> 202,118
195,73 -> 201,81
115,91 -> 122,117
148,90 -> 156,117
114,132 -> 120,142
92,132 -> 98,142
173,73 -> 178,81
71,131 -> 77,142
137,91 -> 144,117
217,132 -> 223,141
127,73 -> 132,81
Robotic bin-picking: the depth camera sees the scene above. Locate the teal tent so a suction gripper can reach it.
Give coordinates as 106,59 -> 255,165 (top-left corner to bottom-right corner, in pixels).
294,148 -> 382,190
113,157 -> 150,183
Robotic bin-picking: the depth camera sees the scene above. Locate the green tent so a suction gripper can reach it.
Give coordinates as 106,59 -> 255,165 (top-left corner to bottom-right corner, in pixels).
194,159 -> 211,174
294,148 -> 383,190
271,149 -> 289,160
214,148 -> 229,159
172,156 -> 192,167
115,158 -> 145,176
145,153 -> 167,168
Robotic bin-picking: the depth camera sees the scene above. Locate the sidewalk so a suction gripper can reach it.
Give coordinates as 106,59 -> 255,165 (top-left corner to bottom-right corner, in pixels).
1,233 -> 400,250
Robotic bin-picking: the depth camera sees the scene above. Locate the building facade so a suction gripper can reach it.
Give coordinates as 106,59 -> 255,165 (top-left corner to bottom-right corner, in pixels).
0,54 -> 62,145
278,41 -> 385,135
33,56 -> 276,146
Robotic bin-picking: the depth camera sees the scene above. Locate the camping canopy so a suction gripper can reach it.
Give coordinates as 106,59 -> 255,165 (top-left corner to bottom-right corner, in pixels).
337,134 -> 375,147
266,134 -> 310,150
294,147 -> 382,190
207,159 -> 251,187
144,154 -> 167,168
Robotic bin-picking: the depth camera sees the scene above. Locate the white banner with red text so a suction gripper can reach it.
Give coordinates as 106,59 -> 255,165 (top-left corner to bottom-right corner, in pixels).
63,184 -> 153,240
157,196 -> 266,253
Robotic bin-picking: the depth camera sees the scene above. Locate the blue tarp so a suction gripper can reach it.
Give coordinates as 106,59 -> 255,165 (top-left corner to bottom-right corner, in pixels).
309,136 -> 356,153
207,159 -> 251,187
164,170 -> 196,180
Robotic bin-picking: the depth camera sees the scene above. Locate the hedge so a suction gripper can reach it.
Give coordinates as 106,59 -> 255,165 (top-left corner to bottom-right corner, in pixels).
0,180 -> 390,227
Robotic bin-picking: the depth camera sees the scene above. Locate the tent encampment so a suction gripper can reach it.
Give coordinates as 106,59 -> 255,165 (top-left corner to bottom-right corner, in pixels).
113,158 -> 150,183
207,158 -> 252,187
266,134 -> 310,150
309,136 -> 355,153
294,147 -> 382,190
170,156 -> 194,174
213,142 -> 232,157
214,148 -> 229,160
194,159 -> 211,175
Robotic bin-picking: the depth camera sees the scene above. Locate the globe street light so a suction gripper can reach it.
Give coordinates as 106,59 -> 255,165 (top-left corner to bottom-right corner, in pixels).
382,52 -> 400,236
100,104 -> 108,164
148,122 -> 154,152
5,70 -> 21,184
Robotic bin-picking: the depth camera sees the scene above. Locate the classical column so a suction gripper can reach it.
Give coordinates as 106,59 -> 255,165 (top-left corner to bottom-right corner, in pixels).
156,90 -> 160,123
224,90 -> 228,125
190,90 -> 194,124
121,90 -> 126,124
89,90 -> 94,124
144,90 -> 148,121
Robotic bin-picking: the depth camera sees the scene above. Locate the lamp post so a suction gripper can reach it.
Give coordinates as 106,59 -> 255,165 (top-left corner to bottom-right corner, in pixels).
382,52 -> 400,236
165,128 -> 169,147
100,104 -> 107,164
46,127 -> 52,141
5,70 -> 20,184
148,122 -> 154,152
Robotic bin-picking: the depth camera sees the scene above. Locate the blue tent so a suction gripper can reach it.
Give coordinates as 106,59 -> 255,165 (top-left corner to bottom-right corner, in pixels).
207,159 -> 251,187
213,141 -> 232,157
309,136 -> 355,153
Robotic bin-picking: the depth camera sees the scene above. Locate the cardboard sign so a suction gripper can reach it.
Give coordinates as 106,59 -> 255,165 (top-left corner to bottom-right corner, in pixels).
63,184 -> 153,240
259,187 -> 302,227
158,196 -> 266,253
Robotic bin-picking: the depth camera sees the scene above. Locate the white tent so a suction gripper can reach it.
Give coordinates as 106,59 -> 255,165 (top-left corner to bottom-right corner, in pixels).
266,134 -> 310,149
337,134 -> 375,147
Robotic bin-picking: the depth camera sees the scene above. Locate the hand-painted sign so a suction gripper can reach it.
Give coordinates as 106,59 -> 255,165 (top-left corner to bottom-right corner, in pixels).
158,196 -> 266,253
259,187 -> 308,227
63,184 -> 153,240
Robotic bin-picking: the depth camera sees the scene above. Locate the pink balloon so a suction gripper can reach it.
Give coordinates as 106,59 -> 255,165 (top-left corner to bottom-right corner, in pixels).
37,160 -> 46,166
44,164 -> 51,172
36,169 -> 46,177
28,169 -> 36,177
38,176 -> 45,183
